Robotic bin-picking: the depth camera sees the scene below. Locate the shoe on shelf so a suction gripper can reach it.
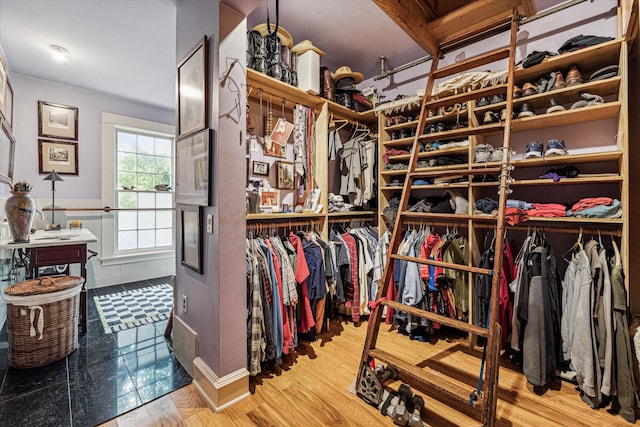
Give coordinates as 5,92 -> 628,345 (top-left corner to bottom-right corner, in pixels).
551,70 -> 565,90
518,103 -> 536,118
426,108 -> 436,118
570,92 -> 604,110
513,85 -> 522,99
546,139 -> 568,156
535,74 -> 550,93
565,65 -> 583,86
522,82 -> 539,96
490,147 -> 514,163
477,97 -> 490,107
546,98 -> 566,113
474,144 -> 494,163
489,94 -> 506,105
483,111 -> 498,124
524,141 -> 544,159
589,65 -> 619,81
500,109 -> 515,121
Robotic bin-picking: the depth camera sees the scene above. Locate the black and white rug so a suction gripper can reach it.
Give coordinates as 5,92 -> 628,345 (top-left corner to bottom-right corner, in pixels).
94,283 -> 173,333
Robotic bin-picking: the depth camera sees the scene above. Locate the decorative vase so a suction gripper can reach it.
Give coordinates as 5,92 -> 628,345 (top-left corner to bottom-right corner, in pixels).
5,191 -> 36,242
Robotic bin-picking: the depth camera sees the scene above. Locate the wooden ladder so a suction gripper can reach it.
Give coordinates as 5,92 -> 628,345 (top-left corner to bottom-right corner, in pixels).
357,12 -> 518,427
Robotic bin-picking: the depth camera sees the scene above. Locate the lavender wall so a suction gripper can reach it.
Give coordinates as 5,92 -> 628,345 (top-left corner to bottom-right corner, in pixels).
10,74 -> 174,201
175,0 -> 248,378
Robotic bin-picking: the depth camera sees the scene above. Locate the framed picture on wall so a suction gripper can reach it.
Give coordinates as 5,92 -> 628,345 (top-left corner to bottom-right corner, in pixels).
276,161 -> 295,190
3,78 -> 13,129
259,188 -> 279,211
180,204 -> 203,274
0,118 -> 15,185
177,36 -> 208,140
38,101 -> 79,141
38,139 -> 78,175
252,160 -> 269,176
176,128 -> 213,206
0,54 -> 6,116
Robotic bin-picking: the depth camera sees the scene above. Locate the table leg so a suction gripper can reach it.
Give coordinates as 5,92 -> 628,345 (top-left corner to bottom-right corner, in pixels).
80,261 -> 88,333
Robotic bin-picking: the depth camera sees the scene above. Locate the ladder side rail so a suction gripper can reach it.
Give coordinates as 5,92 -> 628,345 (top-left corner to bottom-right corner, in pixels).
481,10 -> 519,427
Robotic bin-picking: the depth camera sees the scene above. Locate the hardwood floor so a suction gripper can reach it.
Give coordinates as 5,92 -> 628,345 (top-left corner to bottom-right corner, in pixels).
101,318 -> 633,426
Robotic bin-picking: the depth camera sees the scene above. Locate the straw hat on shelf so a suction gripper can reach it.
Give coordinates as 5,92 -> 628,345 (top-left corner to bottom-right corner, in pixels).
333,66 -> 364,84
292,40 -> 325,56
252,23 -> 293,48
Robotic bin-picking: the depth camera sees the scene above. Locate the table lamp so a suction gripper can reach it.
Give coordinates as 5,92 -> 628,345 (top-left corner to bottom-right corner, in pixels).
43,170 -> 64,230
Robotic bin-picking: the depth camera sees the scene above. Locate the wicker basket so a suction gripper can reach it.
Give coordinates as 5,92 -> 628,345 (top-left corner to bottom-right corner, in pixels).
4,276 -> 83,369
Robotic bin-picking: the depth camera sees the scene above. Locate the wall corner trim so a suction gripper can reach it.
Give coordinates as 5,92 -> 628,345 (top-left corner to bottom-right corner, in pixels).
193,357 -> 250,412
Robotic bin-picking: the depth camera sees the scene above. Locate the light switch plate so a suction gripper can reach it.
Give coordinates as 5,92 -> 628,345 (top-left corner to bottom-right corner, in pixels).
207,214 -> 213,234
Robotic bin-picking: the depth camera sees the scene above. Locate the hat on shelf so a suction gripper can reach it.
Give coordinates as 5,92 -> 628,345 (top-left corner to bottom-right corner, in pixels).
335,77 -> 361,92
252,23 -> 293,48
291,40 -> 325,56
333,66 -> 364,84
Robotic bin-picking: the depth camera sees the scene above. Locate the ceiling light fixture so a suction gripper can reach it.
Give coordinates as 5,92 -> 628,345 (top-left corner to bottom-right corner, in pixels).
50,44 -> 68,61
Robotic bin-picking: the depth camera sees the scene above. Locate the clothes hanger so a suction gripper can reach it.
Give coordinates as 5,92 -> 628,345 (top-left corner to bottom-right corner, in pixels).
562,226 -> 583,263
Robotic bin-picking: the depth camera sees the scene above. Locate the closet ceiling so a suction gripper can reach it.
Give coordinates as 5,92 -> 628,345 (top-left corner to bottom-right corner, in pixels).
0,0 -> 565,110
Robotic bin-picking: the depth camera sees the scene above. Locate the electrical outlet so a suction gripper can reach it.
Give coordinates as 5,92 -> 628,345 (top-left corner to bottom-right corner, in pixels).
207,214 -> 213,234
182,294 -> 188,314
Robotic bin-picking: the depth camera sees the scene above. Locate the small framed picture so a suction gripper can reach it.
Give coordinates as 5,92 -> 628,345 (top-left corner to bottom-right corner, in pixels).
38,139 -> 78,175
3,78 -> 13,129
277,161 -> 295,190
177,36 -> 208,140
0,118 -> 15,184
180,204 -> 203,274
38,101 -> 79,141
176,128 -> 213,206
252,160 -> 270,176
260,188 -> 279,210
0,54 -> 6,116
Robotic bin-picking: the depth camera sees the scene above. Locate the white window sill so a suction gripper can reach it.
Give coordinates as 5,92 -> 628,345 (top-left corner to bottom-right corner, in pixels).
100,250 -> 175,266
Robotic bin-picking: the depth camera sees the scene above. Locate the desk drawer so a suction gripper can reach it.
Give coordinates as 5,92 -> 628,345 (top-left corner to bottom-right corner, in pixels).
29,245 -> 86,267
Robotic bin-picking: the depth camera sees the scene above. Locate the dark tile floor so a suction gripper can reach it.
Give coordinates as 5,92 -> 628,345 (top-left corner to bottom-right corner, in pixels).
0,276 -> 191,427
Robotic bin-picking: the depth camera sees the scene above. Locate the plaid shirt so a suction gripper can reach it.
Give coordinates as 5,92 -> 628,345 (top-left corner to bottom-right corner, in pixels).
247,240 -> 264,375
253,241 -> 275,362
271,236 -> 298,305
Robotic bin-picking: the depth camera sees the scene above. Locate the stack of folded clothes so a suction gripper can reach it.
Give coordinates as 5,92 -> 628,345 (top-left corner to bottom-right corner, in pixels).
568,197 -> 621,218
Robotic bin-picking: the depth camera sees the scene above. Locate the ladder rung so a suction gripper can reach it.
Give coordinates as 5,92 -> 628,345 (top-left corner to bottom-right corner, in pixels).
368,347 -> 485,410
410,167 -> 503,177
382,300 -> 489,338
417,122 -> 504,142
425,84 -> 508,109
389,253 -> 493,276
431,47 -> 511,80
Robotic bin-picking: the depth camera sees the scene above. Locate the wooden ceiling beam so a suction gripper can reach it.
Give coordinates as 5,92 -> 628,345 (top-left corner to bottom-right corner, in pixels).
425,0 -> 522,46
373,0 -> 439,56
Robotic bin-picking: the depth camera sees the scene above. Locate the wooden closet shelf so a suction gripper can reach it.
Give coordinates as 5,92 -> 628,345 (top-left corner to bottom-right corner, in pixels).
472,174 -> 622,187
511,102 -> 621,132
511,77 -> 621,107
247,69 -> 376,124
513,39 -> 623,83
426,84 -> 508,110
246,212 -> 324,221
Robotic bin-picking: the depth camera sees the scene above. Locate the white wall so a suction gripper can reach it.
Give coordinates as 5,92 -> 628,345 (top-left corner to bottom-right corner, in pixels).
8,73 -> 176,289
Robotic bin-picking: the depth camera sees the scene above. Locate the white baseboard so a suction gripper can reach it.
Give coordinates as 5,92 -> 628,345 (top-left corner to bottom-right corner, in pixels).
193,357 -> 250,412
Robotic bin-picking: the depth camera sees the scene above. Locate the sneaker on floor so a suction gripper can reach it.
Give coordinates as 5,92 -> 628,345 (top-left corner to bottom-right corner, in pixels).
546,139 -> 568,156
474,144 -> 493,163
524,141 -> 544,159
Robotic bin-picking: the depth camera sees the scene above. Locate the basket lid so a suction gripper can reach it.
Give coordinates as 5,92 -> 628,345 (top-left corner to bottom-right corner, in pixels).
4,276 -> 83,296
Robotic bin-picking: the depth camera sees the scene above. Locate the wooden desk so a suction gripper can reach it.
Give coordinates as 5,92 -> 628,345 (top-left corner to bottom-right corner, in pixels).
0,228 -> 98,333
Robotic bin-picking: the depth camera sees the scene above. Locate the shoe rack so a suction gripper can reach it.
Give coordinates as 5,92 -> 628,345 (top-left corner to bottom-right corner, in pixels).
378,36 -> 628,291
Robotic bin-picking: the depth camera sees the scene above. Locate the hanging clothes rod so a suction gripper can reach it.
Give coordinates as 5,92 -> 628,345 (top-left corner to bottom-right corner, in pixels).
402,220 -> 470,228
474,222 -> 622,237
42,207 -> 174,212
246,219 -> 319,229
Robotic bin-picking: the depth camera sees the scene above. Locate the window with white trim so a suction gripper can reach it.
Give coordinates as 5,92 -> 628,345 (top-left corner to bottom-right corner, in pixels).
101,112 -> 175,265
115,129 -> 174,252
